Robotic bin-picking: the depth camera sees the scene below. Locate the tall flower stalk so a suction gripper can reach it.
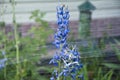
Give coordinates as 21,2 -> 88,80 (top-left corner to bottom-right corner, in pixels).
11,0 -> 20,79
50,5 -> 84,80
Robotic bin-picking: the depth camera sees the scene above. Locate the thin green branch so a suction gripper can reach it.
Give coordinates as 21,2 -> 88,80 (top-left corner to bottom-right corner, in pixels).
11,0 -> 20,79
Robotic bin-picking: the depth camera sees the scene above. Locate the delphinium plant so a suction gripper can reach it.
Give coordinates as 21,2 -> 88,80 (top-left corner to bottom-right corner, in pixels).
49,4 -> 84,80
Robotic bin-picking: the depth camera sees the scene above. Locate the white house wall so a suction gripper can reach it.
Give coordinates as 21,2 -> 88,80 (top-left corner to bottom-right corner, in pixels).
0,0 -> 120,23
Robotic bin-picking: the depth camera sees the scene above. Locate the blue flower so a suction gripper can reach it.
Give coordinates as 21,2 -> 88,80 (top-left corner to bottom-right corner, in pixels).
71,48 -> 80,56
49,53 -> 60,66
71,73 -> 76,80
50,4 -> 84,80
53,69 -> 58,78
70,67 -> 76,73
50,77 -> 55,80
0,58 -> 7,70
57,18 -> 62,24
49,58 -> 58,66
59,68 -> 69,77
54,53 -> 60,60
57,6 -> 64,15
78,74 -> 84,80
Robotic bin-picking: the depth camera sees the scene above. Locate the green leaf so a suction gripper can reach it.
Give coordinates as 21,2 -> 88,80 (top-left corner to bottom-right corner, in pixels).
102,63 -> 120,69
82,65 -> 89,80
102,70 -> 113,80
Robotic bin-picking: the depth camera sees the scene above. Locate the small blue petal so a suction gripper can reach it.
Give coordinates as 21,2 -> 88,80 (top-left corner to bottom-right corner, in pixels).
78,74 -> 84,80
50,77 -> 55,80
57,19 -> 62,25
71,74 -> 76,80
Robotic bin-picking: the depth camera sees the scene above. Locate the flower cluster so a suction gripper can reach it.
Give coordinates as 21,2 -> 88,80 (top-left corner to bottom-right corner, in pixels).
50,5 -> 83,80
50,46 -> 84,80
0,51 -> 7,70
54,5 -> 69,49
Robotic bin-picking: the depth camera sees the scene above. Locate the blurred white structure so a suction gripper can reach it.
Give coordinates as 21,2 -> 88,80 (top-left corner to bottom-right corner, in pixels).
0,0 -> 120,23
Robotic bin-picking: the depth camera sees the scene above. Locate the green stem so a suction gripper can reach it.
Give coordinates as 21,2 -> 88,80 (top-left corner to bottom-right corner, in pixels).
4,50 -> 7,80
2,19 -> 7,80
4,63 -> 6,80
57,61 -> 61,80
57,44 -> 63,80
11,0 -> 20,79
57,77 -> 60,80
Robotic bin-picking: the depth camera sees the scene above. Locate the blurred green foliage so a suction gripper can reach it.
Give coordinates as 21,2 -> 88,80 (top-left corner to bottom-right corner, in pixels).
82,65 -> 113,80
102,39 -> 120,80
0,9 -> 53,80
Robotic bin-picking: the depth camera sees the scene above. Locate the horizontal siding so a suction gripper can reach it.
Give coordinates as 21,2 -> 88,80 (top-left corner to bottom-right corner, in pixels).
2,1 -> 120,14
1,0 -> 80,3
0,0 -> 120,23
2,0 -> 117,3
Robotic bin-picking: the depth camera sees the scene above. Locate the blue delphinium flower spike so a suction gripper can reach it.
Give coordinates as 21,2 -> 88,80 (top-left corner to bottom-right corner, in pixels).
50,4 -> 84,80
54,5 -> 70,49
